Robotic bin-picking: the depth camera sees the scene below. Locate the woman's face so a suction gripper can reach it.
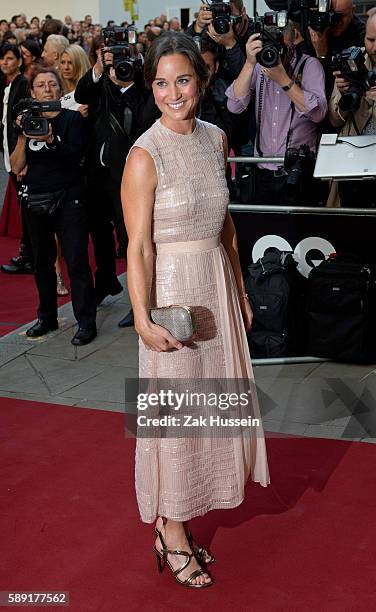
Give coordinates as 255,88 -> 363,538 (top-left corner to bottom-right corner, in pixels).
60,52 -> 75,81
152,53 -> 200,126
0,50 -> 21,78
31,72 -> 61,101
21,46 -> 34,67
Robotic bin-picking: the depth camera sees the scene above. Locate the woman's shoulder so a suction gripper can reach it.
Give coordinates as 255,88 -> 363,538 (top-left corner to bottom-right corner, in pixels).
132,120 -> 161,154
198,118 -> 225,137
197,118 -> 223,134
197,119 -> 226,147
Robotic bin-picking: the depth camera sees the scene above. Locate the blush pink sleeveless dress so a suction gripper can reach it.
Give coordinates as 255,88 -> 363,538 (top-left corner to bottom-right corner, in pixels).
131,118 -> 270,523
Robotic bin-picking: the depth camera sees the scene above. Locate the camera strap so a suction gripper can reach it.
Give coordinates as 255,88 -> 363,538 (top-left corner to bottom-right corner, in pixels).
255,73 -> 265,157
349,112 -> 361,136
102,73 -> 132,137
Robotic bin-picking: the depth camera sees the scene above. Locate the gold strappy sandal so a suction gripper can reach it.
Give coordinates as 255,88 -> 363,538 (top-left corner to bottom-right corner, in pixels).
185,528 -> 215,565
56,272 -> 69,296
154,518 -> 213,588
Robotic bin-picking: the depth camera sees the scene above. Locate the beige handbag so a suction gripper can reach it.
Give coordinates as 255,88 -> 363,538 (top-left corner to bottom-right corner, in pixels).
150,305 -> 195,342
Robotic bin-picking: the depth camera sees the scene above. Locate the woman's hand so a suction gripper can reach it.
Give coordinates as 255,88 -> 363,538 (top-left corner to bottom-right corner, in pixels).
136,320 -> 184,352
239,297 -> 253,333
77,104 -> 89,118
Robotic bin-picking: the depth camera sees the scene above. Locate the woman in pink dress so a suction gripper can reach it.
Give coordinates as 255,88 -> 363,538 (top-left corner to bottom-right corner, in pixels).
121,32 -> 269,588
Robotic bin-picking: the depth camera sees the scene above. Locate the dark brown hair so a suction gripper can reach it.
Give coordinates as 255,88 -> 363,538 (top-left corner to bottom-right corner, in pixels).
21,38 -> 42,59
30,66 -> 63,91
144,31 -> 209,92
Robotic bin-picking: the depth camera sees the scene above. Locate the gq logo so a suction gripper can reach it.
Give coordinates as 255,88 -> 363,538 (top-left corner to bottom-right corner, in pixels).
28,140 -> 47,151
252,235 -> 335,279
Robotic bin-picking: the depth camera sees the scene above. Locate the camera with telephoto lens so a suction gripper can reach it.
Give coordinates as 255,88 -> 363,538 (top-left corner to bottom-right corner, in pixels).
254,11 -> 288,68
102,26 -> 142,81
205,1 -> 243,34
14,98 -> 62,137
331,46 -> 376,112
284,145 -> 315,188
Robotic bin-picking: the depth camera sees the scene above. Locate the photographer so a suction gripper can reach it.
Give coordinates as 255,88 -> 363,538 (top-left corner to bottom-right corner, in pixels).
309,0 -> 365,95
309,0 -> 365,58
10,68 -> 97,345
0,44 -> 31,275
328,14 -> 376,206
75,30 -> 158,324
186,1 -> 253,80
198,35 -> 238,196
199,36 -> 236,142
226,21 -> 327,205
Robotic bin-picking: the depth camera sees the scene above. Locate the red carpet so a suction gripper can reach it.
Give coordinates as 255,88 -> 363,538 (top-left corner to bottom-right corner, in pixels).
0,397 -> 375,611
0,237 -> 125,337
0,177 -> 22,238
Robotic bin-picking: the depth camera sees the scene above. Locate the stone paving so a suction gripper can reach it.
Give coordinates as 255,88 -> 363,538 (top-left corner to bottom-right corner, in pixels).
1,272 -> 375,443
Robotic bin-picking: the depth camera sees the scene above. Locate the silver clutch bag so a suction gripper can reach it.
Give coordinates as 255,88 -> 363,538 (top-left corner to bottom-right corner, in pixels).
150,305 -> 195,342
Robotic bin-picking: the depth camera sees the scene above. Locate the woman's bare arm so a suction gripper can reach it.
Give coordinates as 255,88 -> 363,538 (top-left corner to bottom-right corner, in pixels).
121,147 -> 183,351
221,210 -> 248,298
220,134 -> 253,331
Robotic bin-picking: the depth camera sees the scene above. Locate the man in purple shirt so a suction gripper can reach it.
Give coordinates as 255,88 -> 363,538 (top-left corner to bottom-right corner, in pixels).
226,21 -> 328,205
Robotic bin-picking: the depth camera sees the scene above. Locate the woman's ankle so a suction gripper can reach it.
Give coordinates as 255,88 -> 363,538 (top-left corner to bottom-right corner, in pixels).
156,517 -> 188,543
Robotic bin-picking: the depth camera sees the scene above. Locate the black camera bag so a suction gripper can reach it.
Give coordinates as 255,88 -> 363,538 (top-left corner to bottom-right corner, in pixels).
245,250 -> 296,358
307,254 -> 376,363
22,189 -> 66,216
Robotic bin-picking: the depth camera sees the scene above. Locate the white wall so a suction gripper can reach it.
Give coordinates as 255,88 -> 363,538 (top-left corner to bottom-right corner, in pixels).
3,0 -> 270,27
138,1 -> 197,26
3,0 -> 100,23
98,0 -> 129,26
136,1 -> 270,26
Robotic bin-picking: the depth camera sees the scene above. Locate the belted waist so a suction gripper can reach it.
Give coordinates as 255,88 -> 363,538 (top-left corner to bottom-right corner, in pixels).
156,235 -> 221,254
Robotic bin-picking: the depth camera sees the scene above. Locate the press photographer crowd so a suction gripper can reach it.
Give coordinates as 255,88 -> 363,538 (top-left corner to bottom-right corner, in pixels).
0,1 -> 375,350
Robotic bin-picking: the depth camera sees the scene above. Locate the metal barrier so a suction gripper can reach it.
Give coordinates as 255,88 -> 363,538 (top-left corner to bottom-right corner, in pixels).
227,156 -> 376,365
228,156 -> 285,164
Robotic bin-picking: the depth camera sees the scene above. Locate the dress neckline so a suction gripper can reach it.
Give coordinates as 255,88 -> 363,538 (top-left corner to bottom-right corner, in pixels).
157,118 -> 199,138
